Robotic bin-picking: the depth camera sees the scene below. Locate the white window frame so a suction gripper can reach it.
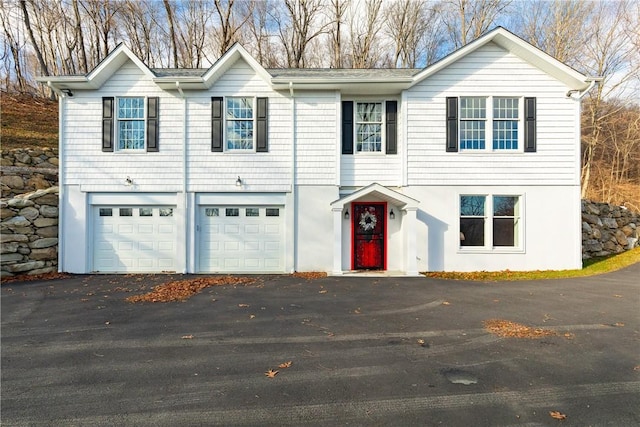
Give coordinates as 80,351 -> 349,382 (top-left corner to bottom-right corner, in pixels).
344,99 -> 388,154
225,97 -> 256,152
459,96 -> 523,152
116,96 -> 146,152
458,194 -> 524,252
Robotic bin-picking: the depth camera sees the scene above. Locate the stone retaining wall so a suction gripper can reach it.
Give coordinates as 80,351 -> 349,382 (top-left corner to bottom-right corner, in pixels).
582,200 -> 639,259
1,148 -> 59,198
1,187 -> 59,278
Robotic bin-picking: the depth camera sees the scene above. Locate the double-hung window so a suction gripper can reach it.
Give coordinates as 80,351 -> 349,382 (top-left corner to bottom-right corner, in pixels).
460,195 -> 522,249
226,97 -> 254,150
211,96 -> 268,152
102,96 -> 159,152
117,97 -> 145,150
452,96 -> 524,152
355,102 -> 383,152
341,100 -> 398,155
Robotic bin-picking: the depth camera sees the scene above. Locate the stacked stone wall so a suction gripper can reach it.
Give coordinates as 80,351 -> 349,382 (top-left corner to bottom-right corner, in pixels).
1,187 -> 59,278
582,200 -> 639,259
1,148 -> 58,198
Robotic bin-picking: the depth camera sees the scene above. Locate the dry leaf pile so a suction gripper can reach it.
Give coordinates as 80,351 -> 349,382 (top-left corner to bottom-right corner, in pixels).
125,276 -> 255,303
292,272 -> 327,280
1,272 -> 70,284
484,319 -> 557,339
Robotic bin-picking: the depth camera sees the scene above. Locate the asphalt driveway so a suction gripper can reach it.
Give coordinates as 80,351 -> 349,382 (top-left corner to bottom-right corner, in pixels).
2,265 -> 639,426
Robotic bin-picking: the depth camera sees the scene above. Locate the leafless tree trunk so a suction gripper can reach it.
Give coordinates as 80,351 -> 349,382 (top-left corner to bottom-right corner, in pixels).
349,0 -> 384,68
72,0 -> 88,73
163,0 -> 179,67
329,0 -> 348,68
19,0 -> 49,77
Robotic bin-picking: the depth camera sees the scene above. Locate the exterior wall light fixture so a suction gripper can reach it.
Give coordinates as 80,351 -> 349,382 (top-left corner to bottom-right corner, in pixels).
344,209 -> 350,219
389,209 -> 395,219
236,176 -> 242,186
124,176 -> 133,186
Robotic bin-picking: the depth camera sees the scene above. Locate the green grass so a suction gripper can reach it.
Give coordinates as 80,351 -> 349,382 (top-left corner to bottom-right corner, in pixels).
423,247 -> 640,281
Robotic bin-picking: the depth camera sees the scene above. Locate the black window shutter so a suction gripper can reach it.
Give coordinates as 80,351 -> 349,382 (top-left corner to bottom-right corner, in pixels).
256,97 -> 268,152
524,97 -> 537,152
102,97 -> 114,152
342,101 -> 353,155
446,97 -> 458,152
211,96 -> 223,152
146,97 -> 159,152
385,100 -> 397,155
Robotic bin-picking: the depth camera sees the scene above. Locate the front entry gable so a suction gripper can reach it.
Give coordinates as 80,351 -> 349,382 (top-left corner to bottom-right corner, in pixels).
330,183 -> 418,210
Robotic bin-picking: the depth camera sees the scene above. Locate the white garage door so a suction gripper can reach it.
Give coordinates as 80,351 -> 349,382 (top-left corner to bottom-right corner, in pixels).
93,206 -> 176,273
199,206 -> 284,272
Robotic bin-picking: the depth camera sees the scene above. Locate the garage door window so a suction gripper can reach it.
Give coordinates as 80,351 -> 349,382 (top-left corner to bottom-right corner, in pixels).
119,208 -> 133,216
99,208 -> 112,216
160,208 -> 173,217
140,208 -> 153,217
226,208 -> 239,217
205,208 -> 219,217
266,208 -> 279,217
246,208 -> 259,217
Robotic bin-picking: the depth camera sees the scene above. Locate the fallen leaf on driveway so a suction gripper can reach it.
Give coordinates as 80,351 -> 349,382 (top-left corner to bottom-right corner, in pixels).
614,322 -> 625,327
125,276 -> 256,303
265,369 -> 279,378
181,335 -> 194,339
319,289 -> 328,294
249,314 -> 256,319
442,301 -> 450,305
549,410 -> 567,420
238,303 -> 250,308
278,361 -> 292,368
484,319 -> 556,339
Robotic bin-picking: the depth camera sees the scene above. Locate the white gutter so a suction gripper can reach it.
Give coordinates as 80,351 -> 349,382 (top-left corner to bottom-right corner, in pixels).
176,81 -> 188,274
289,81 -> 297,273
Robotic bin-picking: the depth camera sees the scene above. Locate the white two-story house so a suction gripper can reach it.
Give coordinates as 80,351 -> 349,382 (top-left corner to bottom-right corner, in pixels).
39,27 -> 597,275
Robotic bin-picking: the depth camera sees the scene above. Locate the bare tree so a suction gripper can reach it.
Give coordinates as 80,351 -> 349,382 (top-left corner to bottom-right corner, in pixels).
328,0 -> 349,68
245,0 -> 279,67
162,0 -> 179,67
19,0 -> 49,77
385,0 -> 441,68
349,0 -> 385,68
274,0 -> 329,68
441,0 -> 511,48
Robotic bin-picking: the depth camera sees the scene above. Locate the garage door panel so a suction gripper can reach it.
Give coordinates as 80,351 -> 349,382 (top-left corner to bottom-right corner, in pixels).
200,205 -> 284,273
93,206 -> 176,273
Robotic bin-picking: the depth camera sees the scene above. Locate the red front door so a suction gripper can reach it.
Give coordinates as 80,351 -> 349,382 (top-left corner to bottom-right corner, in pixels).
352,203 -> 386,270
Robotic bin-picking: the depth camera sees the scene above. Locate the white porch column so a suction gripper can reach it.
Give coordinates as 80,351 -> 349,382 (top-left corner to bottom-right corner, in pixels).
332,207 -> 344,275
404,206 -> 419,276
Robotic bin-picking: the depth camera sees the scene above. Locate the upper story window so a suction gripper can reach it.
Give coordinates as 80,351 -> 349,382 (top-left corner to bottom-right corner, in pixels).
117,97 -> 145,150
356,102 -> 383,152
460,96 -> 519,151
101,96 -> 159,153
341,100 -> 397,155
226,97 -> 254,150
211,96 -> 268,153
447,96 -> 535,153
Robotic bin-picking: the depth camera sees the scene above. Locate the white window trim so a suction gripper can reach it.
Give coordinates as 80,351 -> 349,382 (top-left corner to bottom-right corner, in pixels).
115,96 -> 147,152
457,193 -> 525,253
459,96 -> 524,153
225,96 -> 256,153
343,98 -> 390,155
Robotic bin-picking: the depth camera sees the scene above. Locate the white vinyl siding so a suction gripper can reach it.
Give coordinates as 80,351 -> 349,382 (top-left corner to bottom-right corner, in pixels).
188,60 -> 291,192
295,92 -> 338,185
406,42 -> 579,186
63,61 -> 182,192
